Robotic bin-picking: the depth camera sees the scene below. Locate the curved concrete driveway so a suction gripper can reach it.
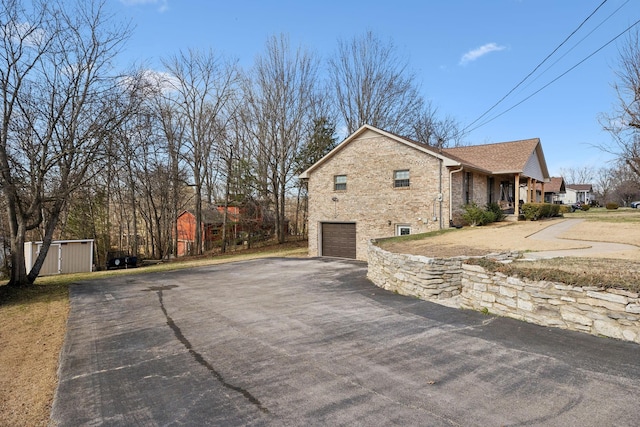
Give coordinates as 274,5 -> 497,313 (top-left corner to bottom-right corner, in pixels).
51,258 -> 640,426
523,218 -> 638,259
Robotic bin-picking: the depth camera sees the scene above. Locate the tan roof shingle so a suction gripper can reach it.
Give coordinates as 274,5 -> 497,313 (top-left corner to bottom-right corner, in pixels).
442,138 -> 541,174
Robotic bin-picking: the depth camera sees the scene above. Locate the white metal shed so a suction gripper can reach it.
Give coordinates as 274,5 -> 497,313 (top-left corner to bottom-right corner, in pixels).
24,239 -> 94,276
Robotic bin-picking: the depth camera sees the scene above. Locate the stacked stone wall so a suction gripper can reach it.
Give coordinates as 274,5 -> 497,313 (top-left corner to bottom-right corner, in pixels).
460,264 -> 640,343
367,243 -> 463,300
367,241 -> 640,344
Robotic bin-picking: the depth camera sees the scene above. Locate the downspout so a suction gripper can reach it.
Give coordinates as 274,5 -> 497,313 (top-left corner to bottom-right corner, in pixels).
449,166 -> 464,226
438,159 -> 443,229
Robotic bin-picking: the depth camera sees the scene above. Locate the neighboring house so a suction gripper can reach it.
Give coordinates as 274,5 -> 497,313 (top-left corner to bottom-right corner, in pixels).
568,184 -> 593,205
558,184 -> 593,205
176,205 -> 277,256
299,125 -> 550,260
536,176 -> 566,204
176,208 -> 242,256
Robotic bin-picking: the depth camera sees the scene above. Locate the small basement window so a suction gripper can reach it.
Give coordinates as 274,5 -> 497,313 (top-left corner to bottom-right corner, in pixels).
334,175 -> 347,191
394,170 -> 410,188
396,225 -> 411,236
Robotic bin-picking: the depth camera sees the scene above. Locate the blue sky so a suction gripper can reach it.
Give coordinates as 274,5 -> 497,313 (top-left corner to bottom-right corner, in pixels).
112,0 -> 639,176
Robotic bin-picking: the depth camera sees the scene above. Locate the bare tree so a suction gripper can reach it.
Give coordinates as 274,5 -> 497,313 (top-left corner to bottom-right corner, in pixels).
155,100 -> 188,257
162,49 -> 239,255
328,31 -> 424,136
0,0 -> 136,286
558,166 -> 595,185
410,101 -> 464,148
244,34 -> 319,243
592,165 -> 616,205
600,29 -> 640,177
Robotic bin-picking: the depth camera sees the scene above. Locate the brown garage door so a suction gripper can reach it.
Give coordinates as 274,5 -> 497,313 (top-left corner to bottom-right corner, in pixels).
321,222 -> 356,259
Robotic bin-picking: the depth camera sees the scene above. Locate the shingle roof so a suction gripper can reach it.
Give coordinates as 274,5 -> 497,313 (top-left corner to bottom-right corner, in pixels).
442,138 -> 541,174
567,184 -> 593,191
179,209 -> 224,225
299,124 -> 549,180
537,176 -> 566,193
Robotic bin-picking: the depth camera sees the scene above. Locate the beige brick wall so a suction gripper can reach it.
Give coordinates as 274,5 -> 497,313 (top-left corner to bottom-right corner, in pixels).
450,171 -> 492,224
307,131 -> 452,260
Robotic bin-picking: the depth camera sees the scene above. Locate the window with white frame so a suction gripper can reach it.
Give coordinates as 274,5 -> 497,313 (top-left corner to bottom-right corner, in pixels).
396,224 -> 411,236
334,175 -> 347,191
394,170 -> 410,188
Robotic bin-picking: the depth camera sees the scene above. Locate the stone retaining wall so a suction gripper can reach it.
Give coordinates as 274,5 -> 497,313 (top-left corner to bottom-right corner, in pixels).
367,241 -> 640,344
460,263 -> 640,343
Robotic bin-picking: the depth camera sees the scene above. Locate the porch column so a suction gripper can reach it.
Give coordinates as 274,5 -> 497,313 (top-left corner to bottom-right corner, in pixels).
531,179 -> 537,202
514,174 -> 520,216
541,181 -> 545,203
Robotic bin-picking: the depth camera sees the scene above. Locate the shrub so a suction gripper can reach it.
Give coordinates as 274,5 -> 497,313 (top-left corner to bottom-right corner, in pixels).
558,205 -> 571,214
520,203 -> 561,220
461,202 -> 492,226
581,204 -> 590,211
486,202 -> 506,222
606,202 -> 619,210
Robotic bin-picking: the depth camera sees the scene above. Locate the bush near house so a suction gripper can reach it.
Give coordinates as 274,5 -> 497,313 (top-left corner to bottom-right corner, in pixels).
606,202 -> 619,210
520,203 -> 561,220
461,202 -> 505,226
558,205 -> 572,214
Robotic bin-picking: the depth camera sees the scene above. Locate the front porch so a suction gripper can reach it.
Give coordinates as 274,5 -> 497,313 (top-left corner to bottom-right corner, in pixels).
495,173 -> 545,217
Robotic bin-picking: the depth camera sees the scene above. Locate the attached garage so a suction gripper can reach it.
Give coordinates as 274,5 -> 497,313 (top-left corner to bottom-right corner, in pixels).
321,222 -> 356,259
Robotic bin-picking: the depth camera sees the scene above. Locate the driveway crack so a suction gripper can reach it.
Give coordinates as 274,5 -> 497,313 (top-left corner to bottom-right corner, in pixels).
156,288 -> 269,414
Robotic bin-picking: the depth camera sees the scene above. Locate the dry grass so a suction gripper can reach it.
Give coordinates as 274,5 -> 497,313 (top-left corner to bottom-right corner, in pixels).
467,257 -> 640,292
0,282 -> 69,427
0,240 -> 307,427
380,209 -> 640,290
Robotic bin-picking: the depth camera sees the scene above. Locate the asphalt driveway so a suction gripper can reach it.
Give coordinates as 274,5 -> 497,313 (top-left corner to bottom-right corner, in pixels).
51,257 -> 640,426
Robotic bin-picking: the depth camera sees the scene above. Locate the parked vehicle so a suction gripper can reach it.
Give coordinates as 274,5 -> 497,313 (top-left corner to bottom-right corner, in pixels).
630,201 -> 640,208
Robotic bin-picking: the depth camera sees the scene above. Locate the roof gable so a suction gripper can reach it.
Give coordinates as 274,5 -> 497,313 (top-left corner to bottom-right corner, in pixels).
536,176 -> 566,193
299,124 -> 459,178
299,124 -> 550,181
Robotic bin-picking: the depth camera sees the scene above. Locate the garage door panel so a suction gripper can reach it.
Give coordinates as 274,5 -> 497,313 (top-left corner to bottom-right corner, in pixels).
322,223 -> 356,259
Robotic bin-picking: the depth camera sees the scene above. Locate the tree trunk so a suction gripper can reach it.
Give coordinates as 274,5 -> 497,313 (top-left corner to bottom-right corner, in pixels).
194,186 -> 203,255
26,201 -> 65,283
7,222 -> 28,287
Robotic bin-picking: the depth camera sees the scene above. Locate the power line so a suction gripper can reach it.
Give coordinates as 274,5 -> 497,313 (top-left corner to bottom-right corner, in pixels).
462,0 -> 610,134
522,0 -> 631,93
464,17 -> 640,135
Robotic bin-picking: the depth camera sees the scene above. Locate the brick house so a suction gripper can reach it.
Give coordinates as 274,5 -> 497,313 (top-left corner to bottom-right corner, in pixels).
299,125 -> 550,260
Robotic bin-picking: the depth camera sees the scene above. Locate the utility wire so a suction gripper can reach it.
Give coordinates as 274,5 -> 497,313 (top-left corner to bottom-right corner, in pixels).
462,0 -> 610,134
464,17 -> 640,135
522,0 -> 630,92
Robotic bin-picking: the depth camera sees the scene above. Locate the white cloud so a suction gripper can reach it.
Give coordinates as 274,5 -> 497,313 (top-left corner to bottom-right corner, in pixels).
2,20 -> 48,48
120,0 -> 169,13
459,43 -> 506,66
